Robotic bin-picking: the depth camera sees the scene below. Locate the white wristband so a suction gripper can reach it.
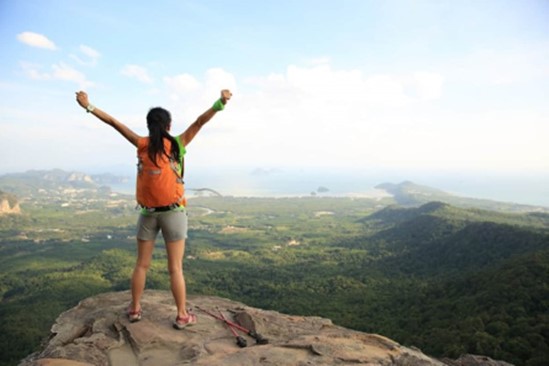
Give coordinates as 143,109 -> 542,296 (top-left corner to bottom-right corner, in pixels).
86,104 -> 95,113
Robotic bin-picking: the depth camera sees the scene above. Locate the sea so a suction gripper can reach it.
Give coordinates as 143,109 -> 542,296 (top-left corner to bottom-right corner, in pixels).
107,167 -> 549,208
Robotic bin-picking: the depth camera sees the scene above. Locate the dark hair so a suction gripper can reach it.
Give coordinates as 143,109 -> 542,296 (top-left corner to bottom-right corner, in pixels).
146,107 -> 180,167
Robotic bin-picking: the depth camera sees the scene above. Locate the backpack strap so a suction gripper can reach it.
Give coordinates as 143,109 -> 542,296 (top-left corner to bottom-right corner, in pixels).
169,158 -> 184,183
174,135 -> 187,180
172,135 -> 187,205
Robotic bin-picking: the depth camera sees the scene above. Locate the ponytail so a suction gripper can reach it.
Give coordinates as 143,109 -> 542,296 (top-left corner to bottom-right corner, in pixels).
146,107 -> 181,168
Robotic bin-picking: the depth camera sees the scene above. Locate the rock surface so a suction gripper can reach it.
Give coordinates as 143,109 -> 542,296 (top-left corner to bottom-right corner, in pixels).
20,290 -> 511,366
0,190 -> 20,215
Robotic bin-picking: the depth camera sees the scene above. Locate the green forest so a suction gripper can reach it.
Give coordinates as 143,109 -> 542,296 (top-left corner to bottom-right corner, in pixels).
0,176 -> 548,366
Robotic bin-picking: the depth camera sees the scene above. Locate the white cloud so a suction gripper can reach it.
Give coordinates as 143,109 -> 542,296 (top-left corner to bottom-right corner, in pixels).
204,68 -> 238,94
163,73 -> 201,102
10,62 -> 545,176
164,68 -> 237,101
161,63 -> 547,175
175,64 -> 444,170
52,63 -> 88,84
80,45 -> 100,59
71,45 -> 101,66
16,32 -> 57,50
245,64 -> 440,111
160,69 -> 238,128
121,64 -> 154,83
411,72 -> 444,100
20,61 -> 93,88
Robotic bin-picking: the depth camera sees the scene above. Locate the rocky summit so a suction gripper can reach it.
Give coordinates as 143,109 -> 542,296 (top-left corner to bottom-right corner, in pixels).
20,290 -> 511,366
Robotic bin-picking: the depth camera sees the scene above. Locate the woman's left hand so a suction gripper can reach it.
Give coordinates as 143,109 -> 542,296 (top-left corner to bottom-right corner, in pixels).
221,89 -> 232,104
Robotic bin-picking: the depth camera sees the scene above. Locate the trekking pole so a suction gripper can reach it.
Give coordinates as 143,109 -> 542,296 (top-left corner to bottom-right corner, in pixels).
195,306 -> 269,344
218,308 -> 247,348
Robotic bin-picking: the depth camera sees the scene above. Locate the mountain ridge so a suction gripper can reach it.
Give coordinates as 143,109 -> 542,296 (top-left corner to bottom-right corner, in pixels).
355,202 -> 549,276
0,169 -> 130,197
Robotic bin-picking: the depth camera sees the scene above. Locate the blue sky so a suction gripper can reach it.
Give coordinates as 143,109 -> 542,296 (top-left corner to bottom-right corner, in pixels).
1,0 -> 548,179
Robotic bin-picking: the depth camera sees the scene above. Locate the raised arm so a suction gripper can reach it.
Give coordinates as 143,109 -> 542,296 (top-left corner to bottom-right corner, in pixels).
75,91 -> 141,147
178,89 -> 232,146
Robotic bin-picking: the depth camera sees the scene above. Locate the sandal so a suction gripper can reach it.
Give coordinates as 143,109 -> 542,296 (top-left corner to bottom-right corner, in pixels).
127,305 -> 142,323
173,313 -> 197,330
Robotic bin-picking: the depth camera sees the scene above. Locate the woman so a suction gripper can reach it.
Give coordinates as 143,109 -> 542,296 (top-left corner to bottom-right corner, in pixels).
75,89 -> 232,329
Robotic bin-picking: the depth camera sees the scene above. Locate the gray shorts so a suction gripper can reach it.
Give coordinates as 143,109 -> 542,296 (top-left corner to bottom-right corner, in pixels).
136,210 -> 188,242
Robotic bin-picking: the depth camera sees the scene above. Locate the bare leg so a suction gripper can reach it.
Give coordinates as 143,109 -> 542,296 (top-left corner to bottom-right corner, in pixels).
165,239 -> 188,318
130,239 -> 155,312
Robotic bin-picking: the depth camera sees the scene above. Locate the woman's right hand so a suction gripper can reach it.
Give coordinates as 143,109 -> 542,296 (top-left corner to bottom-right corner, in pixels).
75,91 -> 90,109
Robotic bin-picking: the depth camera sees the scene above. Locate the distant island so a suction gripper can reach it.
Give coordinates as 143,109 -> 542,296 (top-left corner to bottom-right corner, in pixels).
376,180 -> 549,213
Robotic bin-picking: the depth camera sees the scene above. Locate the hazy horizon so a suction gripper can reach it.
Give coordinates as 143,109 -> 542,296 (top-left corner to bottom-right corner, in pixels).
104,167 -> 549,208
2,165 -> 547,208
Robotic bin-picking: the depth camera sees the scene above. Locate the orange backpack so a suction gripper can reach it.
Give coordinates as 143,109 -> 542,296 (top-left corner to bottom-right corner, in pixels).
135,137 -> 186,208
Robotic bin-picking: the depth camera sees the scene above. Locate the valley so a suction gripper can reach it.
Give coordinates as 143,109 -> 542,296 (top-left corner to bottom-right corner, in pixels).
0,170 -> 548,366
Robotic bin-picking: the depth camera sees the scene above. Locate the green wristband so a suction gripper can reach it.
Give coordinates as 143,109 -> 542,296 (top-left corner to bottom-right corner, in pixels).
212,99 -> 225,112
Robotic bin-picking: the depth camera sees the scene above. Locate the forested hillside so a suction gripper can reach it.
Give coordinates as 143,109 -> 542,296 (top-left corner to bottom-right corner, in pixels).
0,174 -> 548,366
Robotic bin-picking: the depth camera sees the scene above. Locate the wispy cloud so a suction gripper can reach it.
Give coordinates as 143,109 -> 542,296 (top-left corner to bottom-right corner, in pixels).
20,62 -> 51,80
20,61 -> 93,88
52,62 -> 91,87
16,32 -> 57,50
70,45 -> 101,66
121,64 -> 154,83
80,45 -> 100,59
